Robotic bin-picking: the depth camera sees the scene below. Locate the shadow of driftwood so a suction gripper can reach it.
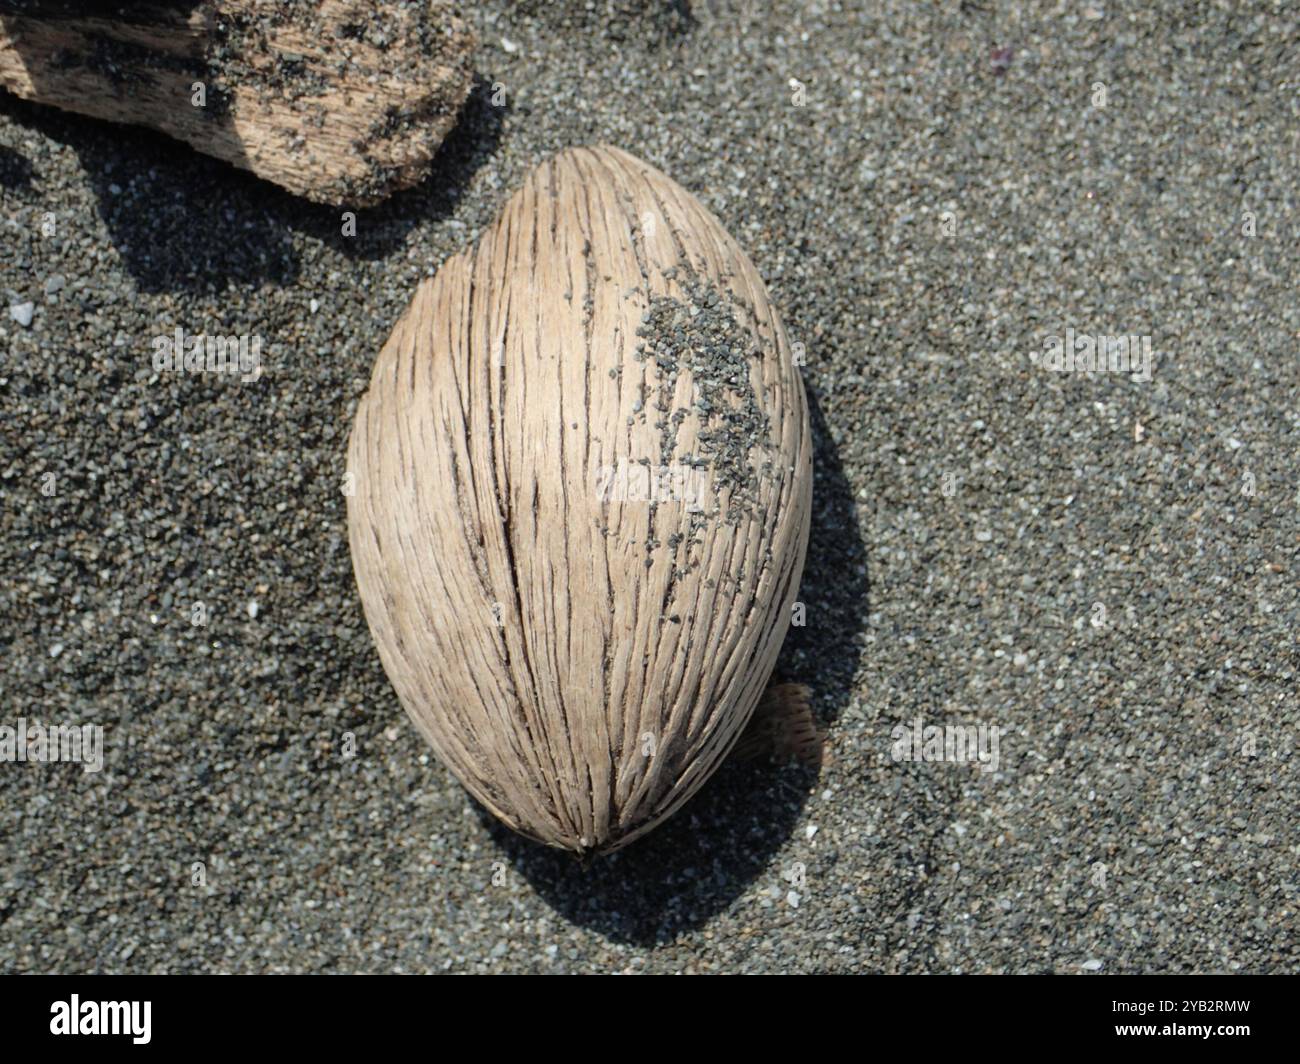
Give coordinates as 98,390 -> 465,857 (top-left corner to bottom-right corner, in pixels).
0,138 -> 33,188
1,0 -> 503,291
0,75 -> 505,292
484,385 -> 871,946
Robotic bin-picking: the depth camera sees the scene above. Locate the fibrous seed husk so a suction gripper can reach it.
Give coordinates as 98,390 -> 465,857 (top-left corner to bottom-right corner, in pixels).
347,145 -> 812,853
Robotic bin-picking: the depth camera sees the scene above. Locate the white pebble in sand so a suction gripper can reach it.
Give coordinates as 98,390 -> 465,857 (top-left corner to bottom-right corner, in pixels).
10,302 -> 34,327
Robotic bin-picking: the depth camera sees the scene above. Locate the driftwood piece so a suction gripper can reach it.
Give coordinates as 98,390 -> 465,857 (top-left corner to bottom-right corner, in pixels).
347,146 -> 813,854
0,1 -> 477,205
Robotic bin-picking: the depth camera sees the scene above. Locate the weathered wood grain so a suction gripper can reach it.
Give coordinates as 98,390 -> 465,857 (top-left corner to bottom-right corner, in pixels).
347,146 -> 813,853
0,1 -> 476,205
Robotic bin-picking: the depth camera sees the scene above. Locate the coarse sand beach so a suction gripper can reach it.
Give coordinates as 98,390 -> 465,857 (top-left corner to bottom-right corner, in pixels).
1,1 -> 1297,973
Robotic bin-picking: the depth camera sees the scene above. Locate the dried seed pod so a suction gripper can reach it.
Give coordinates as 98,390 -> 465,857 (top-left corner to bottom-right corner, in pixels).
347,146 -> 812,853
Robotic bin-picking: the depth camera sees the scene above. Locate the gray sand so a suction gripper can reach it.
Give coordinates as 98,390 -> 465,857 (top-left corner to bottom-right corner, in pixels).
1,2 -> 1297,973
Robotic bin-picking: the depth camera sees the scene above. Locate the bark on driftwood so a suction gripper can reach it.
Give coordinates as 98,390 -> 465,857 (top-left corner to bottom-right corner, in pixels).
0,1 -> 477,205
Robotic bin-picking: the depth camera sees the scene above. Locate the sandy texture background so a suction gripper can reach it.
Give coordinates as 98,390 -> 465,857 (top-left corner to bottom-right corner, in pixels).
2,1 -> 1297,973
